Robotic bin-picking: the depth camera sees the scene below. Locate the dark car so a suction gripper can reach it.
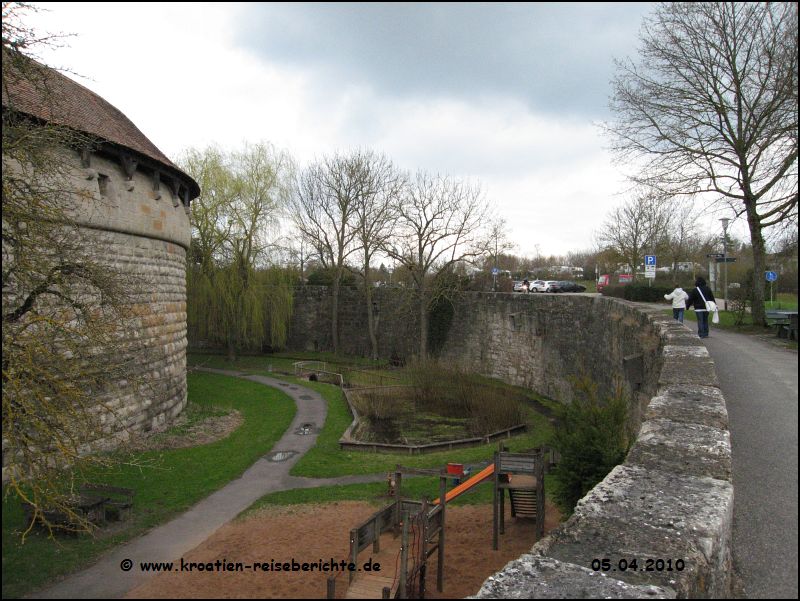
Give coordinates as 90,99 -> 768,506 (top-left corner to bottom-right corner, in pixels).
558,281 -> 587,293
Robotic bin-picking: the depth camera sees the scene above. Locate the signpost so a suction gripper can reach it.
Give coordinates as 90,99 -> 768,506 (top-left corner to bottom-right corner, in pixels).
644,255 -> 656,282
766,271 -> 778,305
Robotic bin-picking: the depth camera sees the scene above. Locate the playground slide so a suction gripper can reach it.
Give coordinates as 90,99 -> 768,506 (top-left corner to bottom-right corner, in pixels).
433,464 -> 495,505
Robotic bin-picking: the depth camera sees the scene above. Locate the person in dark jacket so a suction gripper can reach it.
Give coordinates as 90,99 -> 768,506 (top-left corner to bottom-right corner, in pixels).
685,277 -> 716,338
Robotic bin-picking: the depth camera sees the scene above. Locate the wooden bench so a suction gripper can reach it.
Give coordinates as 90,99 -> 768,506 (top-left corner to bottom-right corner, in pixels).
79,484 -> 135,521
766,310 -> 797,340
22,493 -> 109,533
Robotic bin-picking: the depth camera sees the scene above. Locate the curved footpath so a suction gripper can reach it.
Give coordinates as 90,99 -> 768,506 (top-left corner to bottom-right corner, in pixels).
701,329 -> 798,599
32,369 -> 385,599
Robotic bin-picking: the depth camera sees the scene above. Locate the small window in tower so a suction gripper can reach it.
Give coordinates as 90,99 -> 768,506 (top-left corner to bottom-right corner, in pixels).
98,173 -> 110,197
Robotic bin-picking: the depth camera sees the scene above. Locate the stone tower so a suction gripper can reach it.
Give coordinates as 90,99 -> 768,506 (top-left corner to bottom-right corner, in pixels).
2,52 -> 200,469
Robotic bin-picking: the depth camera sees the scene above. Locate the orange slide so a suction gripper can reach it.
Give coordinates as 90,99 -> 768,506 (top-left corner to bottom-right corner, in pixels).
433,464 -> 495,505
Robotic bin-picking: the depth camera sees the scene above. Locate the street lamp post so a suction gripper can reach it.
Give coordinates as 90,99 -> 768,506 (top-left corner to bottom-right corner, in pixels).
720,218 -> 730,311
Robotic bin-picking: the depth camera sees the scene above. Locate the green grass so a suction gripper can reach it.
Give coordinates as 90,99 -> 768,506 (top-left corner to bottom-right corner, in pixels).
2,372 -> 295,599
187,353 -> 556,479
290,377 -> 554,478
765,293 -> 798,311
4,354 -> 558,598
244,473 -> 558,514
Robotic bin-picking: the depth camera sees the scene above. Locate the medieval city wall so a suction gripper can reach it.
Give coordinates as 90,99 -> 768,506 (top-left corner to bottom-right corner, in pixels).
288,290 -> 733,597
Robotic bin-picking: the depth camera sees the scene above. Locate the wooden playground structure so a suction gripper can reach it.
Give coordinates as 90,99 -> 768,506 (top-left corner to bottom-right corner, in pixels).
326,468 -> 448,599
328,446 -> 549,599
493,448 -> 546,550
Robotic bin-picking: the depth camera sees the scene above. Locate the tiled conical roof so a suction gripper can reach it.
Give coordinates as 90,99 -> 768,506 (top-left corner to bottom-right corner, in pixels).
2,50 -> 199,198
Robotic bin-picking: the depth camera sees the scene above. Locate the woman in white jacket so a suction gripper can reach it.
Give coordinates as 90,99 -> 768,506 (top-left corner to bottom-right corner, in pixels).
664,284 -> 688,323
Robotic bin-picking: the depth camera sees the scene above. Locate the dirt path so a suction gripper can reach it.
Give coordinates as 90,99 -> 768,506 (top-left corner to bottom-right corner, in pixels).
127,500 -> 561,599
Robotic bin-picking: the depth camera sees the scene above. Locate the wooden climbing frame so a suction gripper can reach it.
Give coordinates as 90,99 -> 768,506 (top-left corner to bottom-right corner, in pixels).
492,446 -> 545,550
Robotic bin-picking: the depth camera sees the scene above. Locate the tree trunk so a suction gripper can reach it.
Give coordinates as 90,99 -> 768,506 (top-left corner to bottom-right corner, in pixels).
418,288 -> 428,359
745,199 -> 768,326
331,274 -> 341,354
364,266 -> 379,361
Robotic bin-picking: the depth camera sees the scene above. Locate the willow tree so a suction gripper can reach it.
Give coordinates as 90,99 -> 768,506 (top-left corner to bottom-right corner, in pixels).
609,2 -> 798,325
181,143 -> 294,358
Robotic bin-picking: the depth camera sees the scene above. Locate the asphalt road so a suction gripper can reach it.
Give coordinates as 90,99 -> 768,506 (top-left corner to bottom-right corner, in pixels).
703,329 -> 798,599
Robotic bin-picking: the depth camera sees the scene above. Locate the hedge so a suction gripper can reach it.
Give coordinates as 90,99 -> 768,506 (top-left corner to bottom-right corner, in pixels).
602,284 -> 673,302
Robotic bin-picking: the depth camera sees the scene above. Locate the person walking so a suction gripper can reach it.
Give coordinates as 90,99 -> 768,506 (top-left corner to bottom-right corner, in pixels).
685,277 -> 716,338
664,283 -> 689,323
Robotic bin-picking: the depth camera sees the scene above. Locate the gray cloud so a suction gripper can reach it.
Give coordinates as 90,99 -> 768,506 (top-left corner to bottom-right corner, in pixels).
237,3 -> 651,116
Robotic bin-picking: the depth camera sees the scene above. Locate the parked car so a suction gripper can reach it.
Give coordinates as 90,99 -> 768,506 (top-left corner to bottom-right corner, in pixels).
530,280 -> 548,292
513,280 -> 529,292
540,280 -> 562,293
558,281 -> 587,293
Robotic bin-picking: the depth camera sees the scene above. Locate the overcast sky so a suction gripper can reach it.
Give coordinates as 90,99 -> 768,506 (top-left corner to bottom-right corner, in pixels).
24,2 -> 749,260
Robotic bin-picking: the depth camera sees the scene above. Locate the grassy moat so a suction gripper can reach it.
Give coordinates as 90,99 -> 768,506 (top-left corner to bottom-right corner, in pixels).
347,361 -> 532,445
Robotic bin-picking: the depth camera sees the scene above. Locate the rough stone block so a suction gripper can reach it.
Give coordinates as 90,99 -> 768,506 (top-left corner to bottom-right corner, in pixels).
471,555 -> 674,599
658,352 -> 718,388
646,385 -> 728,430
535,465 -> 733,597
629,418 -> 731,479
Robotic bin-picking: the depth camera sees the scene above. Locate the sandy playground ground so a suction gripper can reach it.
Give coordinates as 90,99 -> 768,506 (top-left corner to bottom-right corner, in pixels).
127,500 -> 561,599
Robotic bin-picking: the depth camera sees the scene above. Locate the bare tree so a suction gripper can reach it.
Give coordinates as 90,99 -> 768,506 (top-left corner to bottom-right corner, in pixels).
350,152 -> 404,360
2,4 -> 148,535
289,153 -> 362,354
384,172 -> 489,358
663,200 -> 703,274
598,191 -> 671,277
485,217 -> 516,289
608,2 -> 798,324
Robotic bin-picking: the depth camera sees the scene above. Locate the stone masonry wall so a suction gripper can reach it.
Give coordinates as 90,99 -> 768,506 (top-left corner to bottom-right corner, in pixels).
287,286 -> 419,359
288,290 -> 733,597
439,293 -> 662,431
70,150 -> 191,439
473,304 -> 733,599
2,147 -> 190,478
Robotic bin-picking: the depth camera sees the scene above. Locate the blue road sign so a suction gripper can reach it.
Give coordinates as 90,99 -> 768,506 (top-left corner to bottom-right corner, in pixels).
491,267 -> 500,276
645,255 -> 656,266
765,271 -> 778,282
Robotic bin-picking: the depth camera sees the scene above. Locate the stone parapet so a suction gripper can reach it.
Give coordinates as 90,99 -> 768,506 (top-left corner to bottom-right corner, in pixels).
287,290 -> 733,596
474,302 -> 733,598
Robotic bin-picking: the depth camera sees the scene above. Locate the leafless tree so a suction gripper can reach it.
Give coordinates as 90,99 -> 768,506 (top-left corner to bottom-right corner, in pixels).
289,153 -> 363,354
663,201 -> 703,275
598,191 -> 672,276
2,3 -> 149,536
608,2 -> 798,324
384,172 -> 490,358
350,152 -> 404,360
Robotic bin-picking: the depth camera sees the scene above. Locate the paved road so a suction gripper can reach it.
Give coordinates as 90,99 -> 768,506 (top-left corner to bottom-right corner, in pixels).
32,370 -> 385,599
702,329 -> 798,599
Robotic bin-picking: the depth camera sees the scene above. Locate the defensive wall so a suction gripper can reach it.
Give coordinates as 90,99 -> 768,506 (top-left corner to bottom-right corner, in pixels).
288,289 -> 733,597
60,148 -> 193,438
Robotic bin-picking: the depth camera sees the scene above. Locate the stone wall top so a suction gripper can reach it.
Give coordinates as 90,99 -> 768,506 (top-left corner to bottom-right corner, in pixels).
474,303 -> 733,598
